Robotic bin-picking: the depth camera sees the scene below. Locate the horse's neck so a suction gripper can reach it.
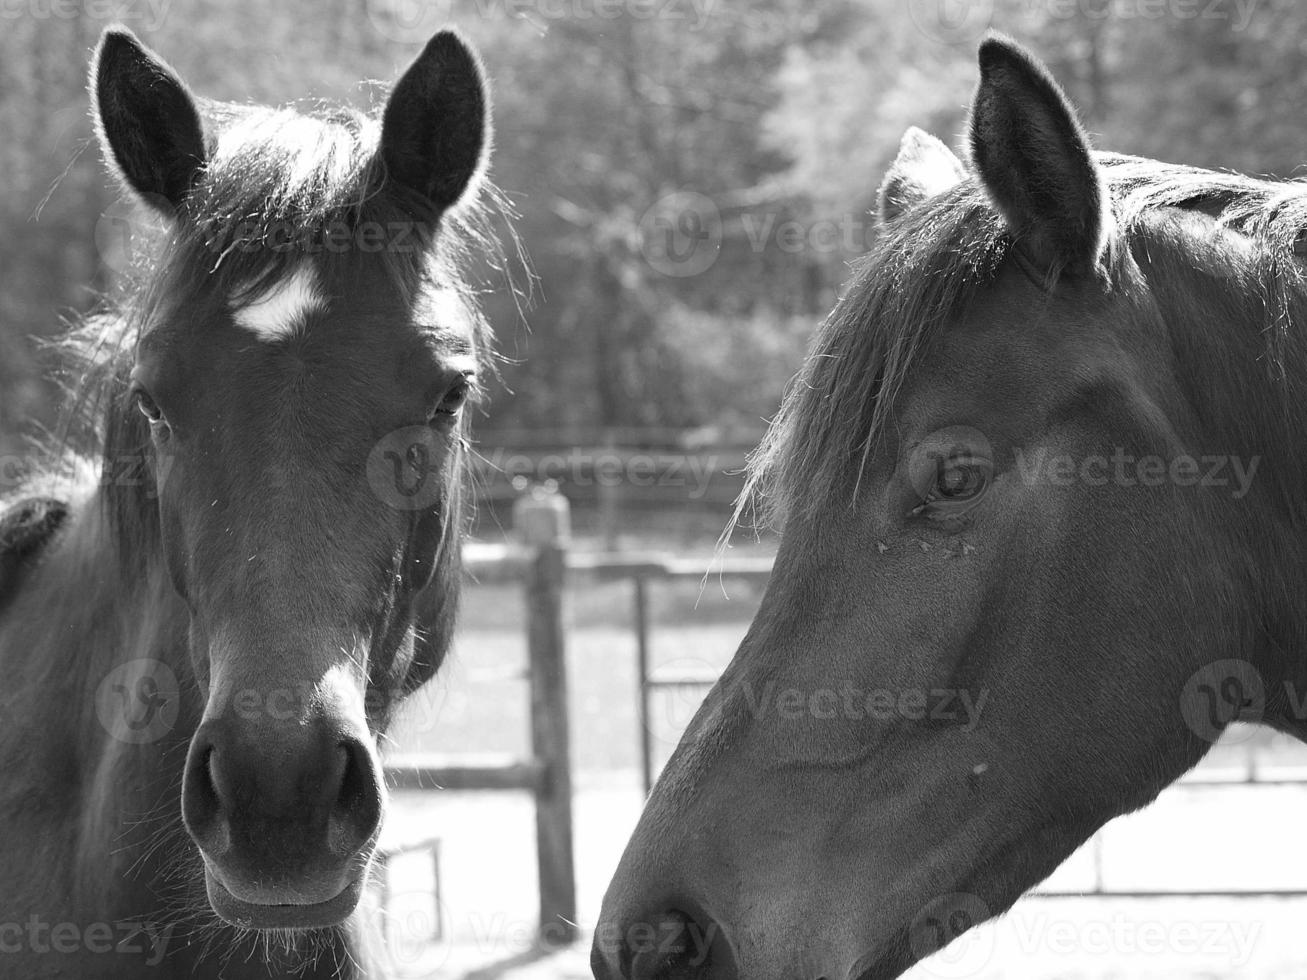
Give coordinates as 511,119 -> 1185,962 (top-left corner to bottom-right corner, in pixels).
0,481 -> 196,907
4,480 -> 189,716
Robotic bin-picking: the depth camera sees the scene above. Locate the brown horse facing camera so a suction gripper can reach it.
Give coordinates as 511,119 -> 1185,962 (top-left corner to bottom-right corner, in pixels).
596,34 -> 1307,980
0,26 -> 499,980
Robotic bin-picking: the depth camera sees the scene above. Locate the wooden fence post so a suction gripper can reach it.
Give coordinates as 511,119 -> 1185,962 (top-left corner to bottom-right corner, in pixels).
514,485 -> 578,946
598,428 -> 619,552
633,576 -> 654,795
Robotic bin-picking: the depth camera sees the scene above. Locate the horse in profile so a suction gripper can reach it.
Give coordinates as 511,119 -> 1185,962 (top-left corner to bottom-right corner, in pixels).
596,33 -> 1307,980
0,25 -> 500,978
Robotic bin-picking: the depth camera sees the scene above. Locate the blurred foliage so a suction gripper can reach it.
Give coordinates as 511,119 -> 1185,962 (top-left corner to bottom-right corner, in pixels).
2,0 -> 1307,454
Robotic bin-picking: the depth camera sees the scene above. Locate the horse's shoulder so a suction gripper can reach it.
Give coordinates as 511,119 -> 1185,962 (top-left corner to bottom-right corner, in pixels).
0,497 -> 70,601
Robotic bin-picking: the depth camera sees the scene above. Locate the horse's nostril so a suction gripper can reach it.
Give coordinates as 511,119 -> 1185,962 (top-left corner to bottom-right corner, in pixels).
199,744 -> 219,802
207,743 -> 245,810
626,908 -> 717,980
328,737 -> 383,856
181,736 -> 232,856
336,741 -> 364,809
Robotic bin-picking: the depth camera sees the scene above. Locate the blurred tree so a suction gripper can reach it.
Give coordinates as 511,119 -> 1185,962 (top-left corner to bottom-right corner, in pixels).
465,0 -> 857,436
3,0 -> 1307,453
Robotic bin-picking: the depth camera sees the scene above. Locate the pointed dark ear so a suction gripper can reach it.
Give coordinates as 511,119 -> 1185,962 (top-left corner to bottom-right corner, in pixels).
969,33 -> 1111,277
93,28 -> 206,212
877,127 -> 967,225
380,30 -> 489,214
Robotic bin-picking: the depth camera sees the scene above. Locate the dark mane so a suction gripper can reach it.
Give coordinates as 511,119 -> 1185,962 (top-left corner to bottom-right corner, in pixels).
736,153 -> 1307,532
34,97 -> 513,562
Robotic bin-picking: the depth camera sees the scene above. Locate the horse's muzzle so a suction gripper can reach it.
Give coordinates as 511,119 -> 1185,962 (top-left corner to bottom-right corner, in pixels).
592,907 -> 732,980
203,870 -> 367,930
181,715 -> 384,929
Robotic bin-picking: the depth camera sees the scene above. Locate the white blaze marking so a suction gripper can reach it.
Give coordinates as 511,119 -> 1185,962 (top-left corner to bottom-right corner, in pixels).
231,265 -> 326,341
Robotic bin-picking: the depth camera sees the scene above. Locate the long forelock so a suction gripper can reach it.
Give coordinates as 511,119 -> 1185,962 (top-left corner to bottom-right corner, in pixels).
731,154 -> 1307,538
730,183 -> 1011,536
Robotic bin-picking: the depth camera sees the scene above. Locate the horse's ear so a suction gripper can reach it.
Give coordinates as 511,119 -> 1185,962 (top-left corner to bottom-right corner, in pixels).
380,31 -> 489,214
877,127 -> 967,225
92,28 -> 206,213
969,33 -> 1111,277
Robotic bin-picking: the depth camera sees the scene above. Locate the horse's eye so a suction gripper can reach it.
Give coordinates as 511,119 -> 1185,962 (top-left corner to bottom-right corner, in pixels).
915,458 -> 992,517
933,463 -> 987,500
431,381 -> 470,420
133,387 -> 165,426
